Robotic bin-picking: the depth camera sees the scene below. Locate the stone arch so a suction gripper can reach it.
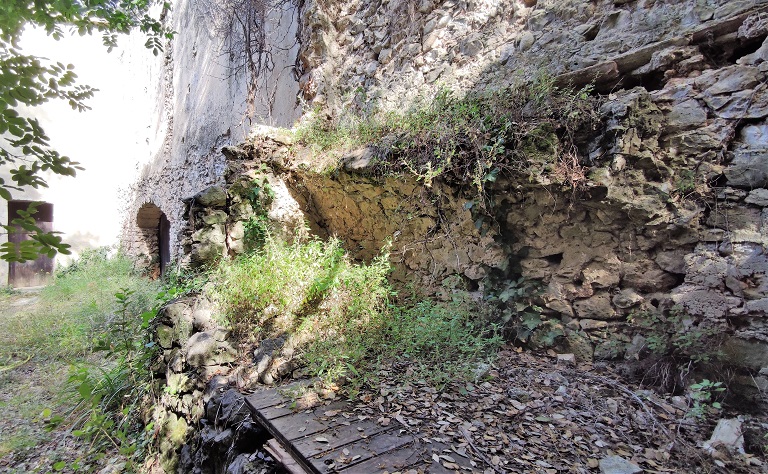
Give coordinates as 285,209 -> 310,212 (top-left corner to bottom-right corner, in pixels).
136,202 -> 171,277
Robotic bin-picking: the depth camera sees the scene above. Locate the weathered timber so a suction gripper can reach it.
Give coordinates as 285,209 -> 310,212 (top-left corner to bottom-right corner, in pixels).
244,381 -> 471,473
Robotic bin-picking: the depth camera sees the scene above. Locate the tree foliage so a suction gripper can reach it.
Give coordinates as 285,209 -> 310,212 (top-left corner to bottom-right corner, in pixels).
0,0 -> 172,263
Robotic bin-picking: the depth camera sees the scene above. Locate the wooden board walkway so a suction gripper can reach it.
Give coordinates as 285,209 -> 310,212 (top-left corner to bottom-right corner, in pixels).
244,381 -> 477,473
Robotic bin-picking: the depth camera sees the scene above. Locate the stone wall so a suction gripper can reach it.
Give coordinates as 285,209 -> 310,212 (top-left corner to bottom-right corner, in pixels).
297,0 -> 768,117
121,0 -> 302,270
182,11 -> 768,395
123,0 -> 768,270
134,0 -> 768,397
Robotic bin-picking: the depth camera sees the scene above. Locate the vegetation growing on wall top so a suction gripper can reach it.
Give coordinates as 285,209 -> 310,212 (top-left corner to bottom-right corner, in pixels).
294,76 -> 601,196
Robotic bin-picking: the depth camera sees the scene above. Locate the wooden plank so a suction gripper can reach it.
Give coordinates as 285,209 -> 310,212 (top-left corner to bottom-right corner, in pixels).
245,389 -> 290,411
257,397 -> 350,424
244,380 -> 458,474
244,379 -> 316,411
270,413 -> 332,442
293,419 -> 391,458
310,429 -> 415,472
260,403 -> 296,420
303,400 -> 354,423
265,439 -> 311,474
336,443 -> 424,474
251,404 -> 323,473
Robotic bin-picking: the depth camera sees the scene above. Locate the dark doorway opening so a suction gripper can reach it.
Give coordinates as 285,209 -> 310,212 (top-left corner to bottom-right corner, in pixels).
7,200 -> 55,287
159,212 -> 170,276
136,203 -> 171,278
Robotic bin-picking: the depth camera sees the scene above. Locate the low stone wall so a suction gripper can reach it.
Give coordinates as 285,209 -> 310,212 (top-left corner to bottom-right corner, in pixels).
148,298 -> 238,472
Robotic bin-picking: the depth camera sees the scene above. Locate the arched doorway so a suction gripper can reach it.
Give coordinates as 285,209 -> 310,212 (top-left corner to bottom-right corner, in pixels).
136,203 -> 170,277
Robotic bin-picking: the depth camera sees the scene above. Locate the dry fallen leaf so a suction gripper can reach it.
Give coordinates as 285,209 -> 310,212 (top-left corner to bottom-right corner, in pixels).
315,436 -> 329,443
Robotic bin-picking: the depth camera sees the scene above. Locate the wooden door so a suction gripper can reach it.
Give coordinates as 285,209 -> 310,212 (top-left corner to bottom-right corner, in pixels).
7,201 -> 55,287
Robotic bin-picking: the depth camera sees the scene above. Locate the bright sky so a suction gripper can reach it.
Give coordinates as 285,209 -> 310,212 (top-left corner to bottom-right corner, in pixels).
18,27 -> 156,255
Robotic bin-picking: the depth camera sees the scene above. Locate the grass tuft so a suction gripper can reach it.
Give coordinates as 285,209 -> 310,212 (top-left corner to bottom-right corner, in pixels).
0,248 -> 159,360
209,235 -> 501,393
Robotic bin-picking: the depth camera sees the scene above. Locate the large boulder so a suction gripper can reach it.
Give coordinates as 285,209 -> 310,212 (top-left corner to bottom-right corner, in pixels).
186,331 -> 237,367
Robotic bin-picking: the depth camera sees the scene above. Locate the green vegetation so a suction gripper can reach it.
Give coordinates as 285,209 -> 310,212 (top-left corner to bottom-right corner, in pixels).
294,78 -> 599,195
242,175 -> 275,251
0,249 -> 161,470
629,305 -> 724,365
64,286 -> 172,471
688,379 -> 725,420
628,305 -> 725,394
2,248 -> 159,359
209,234 -> 502,394
485,275 -> 547,344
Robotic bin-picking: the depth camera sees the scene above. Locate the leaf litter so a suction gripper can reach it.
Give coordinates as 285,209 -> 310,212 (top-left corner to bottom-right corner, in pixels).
341,345 -> 767,473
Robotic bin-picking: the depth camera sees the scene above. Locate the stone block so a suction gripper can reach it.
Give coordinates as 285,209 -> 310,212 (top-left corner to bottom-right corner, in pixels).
707,87 -> 768,120
745,188 -> 768,206
573,293 -> 619,320
565,329 -> 594,362
579,319 -> 609,330
671,284 -> 738,319
622,259 -> 678,292
612,288 -> 644,309
194,186 -> 227,207
599,455 -> 641,474
709,201 -> 763,229
157,324 -> 174,349
696,65 -> 761,96
663,99 -> 708,133
745,298 -> 768,315
581,257 -> 621,288
192,224 -> 226,244
186,331 -> 237,367
202,210 -> 227,225
703,418 -> 745,455
654,250 -> 688,274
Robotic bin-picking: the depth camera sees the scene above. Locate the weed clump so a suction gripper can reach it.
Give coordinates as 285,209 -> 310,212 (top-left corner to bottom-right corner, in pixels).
626,305 -> 726,393
209,235 -> 501,393
0,248 -> 164,470
2,247 -> 159,359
